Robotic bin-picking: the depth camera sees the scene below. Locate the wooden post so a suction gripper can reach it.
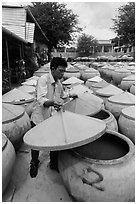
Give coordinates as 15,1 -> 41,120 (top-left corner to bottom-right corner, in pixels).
5,39 -> 11,89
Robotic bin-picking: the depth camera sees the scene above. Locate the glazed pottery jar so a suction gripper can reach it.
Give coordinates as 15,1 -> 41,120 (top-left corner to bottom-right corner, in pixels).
2,88 -> 35,117
130,83 -> 135,95
112,68 -> 131,85
105,91 -> 135,119
33,68 -> 49,77
85,76 -> 103,88
64,67 -> 80,79
118,106 -> 135,143
81,68 -> 100,82
58,130 -> 135,202
120,74 -> 135,91
2,103 -> 31,150
95,84 -> 124,102
2,133 -> 16,194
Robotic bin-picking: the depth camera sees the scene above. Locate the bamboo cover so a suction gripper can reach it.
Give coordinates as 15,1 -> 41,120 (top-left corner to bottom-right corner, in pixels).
108,91 -> 135,105
24,110 -> 106,151
121,106 -> 135,120
87,76 -> 103,82
69,84 -> 93,96
96,84 -> 124,97
62,76 -> 84,85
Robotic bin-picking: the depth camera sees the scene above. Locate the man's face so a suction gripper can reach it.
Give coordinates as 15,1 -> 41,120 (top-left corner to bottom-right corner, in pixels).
52,66 -> 66,80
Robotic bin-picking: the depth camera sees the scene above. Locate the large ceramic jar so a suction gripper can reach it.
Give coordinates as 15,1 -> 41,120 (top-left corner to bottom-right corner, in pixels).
91,109 -> 118,132
2,133 -> 16,194
2,103 -> 31,150
105,91 -> 135,119
58,130 -> 135,202
112,68 -> 131,86
85,76 -> 103,88
130,83 -> 135,95
104,65 -> 115,83
81,68 -> 100,82
120,74 -> 135,91
95,84 -> 124,103
64,67 -> 80,79
2,88 -> 35,117
118,106 -> 135,143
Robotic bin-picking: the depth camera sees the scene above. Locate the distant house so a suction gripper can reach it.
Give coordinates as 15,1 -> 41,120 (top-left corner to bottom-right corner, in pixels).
2,5 -> 49,91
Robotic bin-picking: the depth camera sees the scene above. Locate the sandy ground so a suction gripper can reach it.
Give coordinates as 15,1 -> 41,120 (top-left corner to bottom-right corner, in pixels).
2,143 -> 72,202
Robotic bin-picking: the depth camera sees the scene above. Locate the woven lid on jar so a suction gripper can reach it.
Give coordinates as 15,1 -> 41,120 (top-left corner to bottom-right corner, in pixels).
87,76 -> 103,83
62,76 -> 84,85
66,67 -> 79,73
2,103 -> 25,124
84,68 -> 98,73
18,85 -> 36,95
69,84 -> 93,96
121,106 -> 135,120
92,80 -> 108,88
115,68 -> 131,73
2,88 -> 34,104
64,92 -> 103,116
108,91 -> 135,105
96,84 -> 123,97
24,110 -> 106,151
22,79 -> 38,86
2,133 -> 8,151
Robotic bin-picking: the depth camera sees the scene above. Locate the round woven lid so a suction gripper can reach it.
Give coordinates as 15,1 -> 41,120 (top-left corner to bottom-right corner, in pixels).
121,106 -> 135,120
69,84 -> 93,96
2,103 -> 25,124
18,85 -> 36,95
92,80 -> 108,88
62,76 -> 84,85
2,133 -> 8,151
64,92 -> 103,116
24,110 -> 106,151
84,68 -> 98,73
66,67 -> 79,73
2,88 -> 34,104
87,76 -> 103,82
108,91 -> 135,105
122,74 -> 135,81
96,84 -> 123,97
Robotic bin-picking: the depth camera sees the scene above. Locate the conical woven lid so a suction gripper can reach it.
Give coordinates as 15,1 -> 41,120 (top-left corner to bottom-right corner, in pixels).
108,91 -> 135,105
62,76 -> 84,85
23,110 -> 106,151
66,67 -> 79,73
2,133 -> 8,151
87,76 -> 103,82
121,106 -> 135,120
92,80 -> 108,88
84,68 -> 98,73
64,92 -> 103,116
115,68 -> 131,73
18,85 -> 36,95
122,74 -> 135,81
96,84 -> 123,97
69,84 -> 93,96
2,88 -> 34,104
2,103 -> 24,124
22,79 -> 38,86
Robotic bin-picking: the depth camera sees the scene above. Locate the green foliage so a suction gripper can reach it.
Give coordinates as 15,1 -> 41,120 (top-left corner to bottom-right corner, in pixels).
29,2 -> 82,51
77,33 -> 97,57
112,2 -> 135,46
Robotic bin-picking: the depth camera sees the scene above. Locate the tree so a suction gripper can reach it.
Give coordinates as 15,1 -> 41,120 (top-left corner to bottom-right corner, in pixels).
29,2 -> 82,59
77,34 -> 97,57
112,2 -> 135,47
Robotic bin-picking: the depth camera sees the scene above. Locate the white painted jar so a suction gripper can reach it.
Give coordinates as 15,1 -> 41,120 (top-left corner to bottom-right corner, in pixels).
2,133 -> 16,194
81,68 -> 100,82
58,130 -> 135,202
130,83 -> 135,95
2,103 -> 31,150
120,74 -> 135,91
118,106 -> 135,143
105,91 -> 135,119
64,67 -> 80,79
85,76 -> 103,88
112,68 -> 131,85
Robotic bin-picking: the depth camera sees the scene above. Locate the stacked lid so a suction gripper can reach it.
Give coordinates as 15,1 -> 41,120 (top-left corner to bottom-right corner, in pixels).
64,92 -> 103,116
69,84 -> 93,96
2,88 -> 34,104
121,106 -> 135,120
107,91 -> 135,105
96,84 -> 124,97
62,76 -> 84,85
24,109 -> 106,151
2,103 -> 25,124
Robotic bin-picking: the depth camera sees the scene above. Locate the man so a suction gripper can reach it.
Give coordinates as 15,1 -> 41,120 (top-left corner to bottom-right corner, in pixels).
30,57 -> 68,178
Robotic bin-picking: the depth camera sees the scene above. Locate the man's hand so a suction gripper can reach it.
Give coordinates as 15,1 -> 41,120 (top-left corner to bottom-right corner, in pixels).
43,100 -> 54,108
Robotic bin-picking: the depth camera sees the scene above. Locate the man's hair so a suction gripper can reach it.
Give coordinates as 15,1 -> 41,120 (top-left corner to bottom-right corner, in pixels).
50,57 -> 67,70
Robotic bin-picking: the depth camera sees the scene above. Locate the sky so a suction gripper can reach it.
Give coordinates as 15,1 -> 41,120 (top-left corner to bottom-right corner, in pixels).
2,1 -> 128,40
